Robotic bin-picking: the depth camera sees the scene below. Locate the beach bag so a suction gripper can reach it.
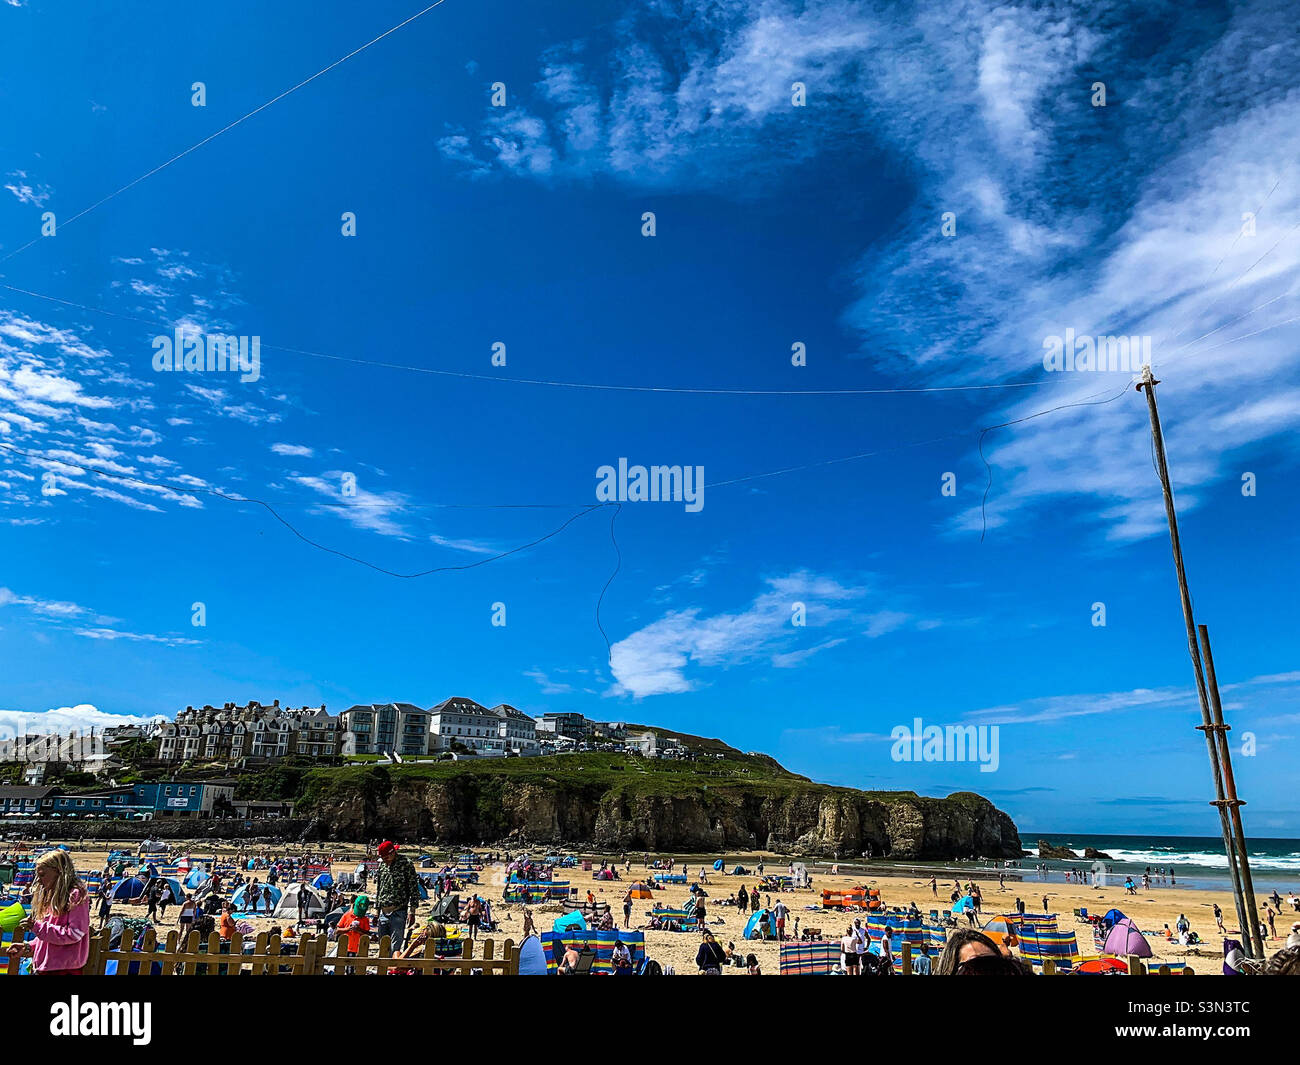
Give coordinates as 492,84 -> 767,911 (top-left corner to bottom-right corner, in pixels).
640,958 -> 663,976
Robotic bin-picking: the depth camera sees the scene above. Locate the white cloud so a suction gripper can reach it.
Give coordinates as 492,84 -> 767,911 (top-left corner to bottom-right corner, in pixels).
0,705 -> 165,738
291,473 -> 410,538
271,442 -> 314,457
609,570 -> 870,697
429,533 -> 495,555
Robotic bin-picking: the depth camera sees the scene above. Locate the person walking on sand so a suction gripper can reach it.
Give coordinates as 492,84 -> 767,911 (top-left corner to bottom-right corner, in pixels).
5,849 -> 91,975
930,876 -> 937,897
178,893 -> 198,938
1214,903 -> 1226,933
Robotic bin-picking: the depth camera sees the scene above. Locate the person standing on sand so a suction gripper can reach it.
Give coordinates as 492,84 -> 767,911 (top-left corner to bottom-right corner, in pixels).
374,840 -> 420,953
623,889 -> 633,928
772,898 -> 789,941
841,924 -> 861,975
1042,895 -> 1049,913
930,877 -> 938,897
1214,903 -> 1225,933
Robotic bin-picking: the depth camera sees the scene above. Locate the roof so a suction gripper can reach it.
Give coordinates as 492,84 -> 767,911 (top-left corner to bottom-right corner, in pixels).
430,696 -> 491,716
342,702 -> 430,717
490,703 -> 534,722
0,786 -> 54,800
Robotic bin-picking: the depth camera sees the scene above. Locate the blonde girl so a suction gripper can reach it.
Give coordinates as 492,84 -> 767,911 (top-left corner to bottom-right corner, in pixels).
6,849 -> 91,974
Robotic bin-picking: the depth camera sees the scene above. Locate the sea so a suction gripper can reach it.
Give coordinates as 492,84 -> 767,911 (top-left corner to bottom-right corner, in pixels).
836,834 -> 1300,894
1017,833 -> 1300,893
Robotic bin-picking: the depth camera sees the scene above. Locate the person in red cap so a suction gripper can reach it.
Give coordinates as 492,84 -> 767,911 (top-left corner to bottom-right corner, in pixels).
374,841 -> 420,952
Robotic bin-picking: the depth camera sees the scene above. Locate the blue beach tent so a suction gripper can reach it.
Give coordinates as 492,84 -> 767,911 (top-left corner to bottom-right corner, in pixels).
110,876 -> 147,901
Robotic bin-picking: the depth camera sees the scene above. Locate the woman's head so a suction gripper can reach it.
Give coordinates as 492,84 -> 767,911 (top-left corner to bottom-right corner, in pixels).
935,929 -> 1000,975
32,848 -> 84,919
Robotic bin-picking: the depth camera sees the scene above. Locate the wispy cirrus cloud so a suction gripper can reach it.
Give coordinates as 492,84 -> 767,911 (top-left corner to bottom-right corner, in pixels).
4,170 -> 51,206
445,0 -> 1300,544
0,585 -> 198,645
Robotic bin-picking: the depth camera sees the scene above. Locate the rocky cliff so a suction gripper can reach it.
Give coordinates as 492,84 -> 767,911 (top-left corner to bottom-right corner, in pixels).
297,764 -> 1022,859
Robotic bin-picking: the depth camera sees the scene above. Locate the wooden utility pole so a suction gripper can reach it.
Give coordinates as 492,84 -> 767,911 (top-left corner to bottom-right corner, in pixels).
1136,366 -> 1257,957
1198,624 -> 1266,958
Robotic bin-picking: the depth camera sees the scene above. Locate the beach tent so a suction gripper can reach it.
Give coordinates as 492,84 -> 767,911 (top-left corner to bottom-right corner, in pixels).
231,883 -> 282,913
744,910 -> 776,940
791,862 -> 809,888
271,883 -> 325,919
1102,917 -> 1152,958
519,936 -> 548,975
431,894 -> 460,922
731,865 -> 747,876
110,876 -> 147,901
311,872 -> 333,890
1101,908 -> 1127,930
156,877 -> 184,904
184,868 -> 209,891
713,859 -> 724,871
553,910 -> 588,934
628,882 -> 654,900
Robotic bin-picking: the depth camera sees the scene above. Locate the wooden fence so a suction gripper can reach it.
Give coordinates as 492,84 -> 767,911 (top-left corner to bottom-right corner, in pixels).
13,928 -> 519,976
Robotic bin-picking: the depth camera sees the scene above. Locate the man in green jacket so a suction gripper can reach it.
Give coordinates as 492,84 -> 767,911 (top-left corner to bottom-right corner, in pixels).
374,841 -> 420,952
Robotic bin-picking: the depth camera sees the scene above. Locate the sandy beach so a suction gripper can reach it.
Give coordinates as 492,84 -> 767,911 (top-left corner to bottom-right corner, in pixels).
30,840 -> 1299,974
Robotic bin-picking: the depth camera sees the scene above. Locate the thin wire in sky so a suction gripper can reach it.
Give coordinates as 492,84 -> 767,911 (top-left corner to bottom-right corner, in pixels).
0,1 -> 450,264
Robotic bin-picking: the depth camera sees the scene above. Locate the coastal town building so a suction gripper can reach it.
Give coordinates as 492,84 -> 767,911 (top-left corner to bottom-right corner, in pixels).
287,705 -> 342,759
429,697 -> 501,752
158,701 -> 340,764
339,703 -> 431,757
489,703 -> 539,753
0,785 -> 54,818
534,712 -> 591,739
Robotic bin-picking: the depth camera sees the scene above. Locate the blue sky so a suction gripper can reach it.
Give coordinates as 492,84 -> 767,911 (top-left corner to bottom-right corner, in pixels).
1,0 -> 1297,837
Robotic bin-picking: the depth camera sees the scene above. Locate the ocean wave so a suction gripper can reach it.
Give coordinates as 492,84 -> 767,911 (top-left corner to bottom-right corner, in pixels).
1063,847 -> 1300,873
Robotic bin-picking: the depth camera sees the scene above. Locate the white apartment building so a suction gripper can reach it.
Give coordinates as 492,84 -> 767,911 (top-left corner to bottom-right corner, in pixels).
340,703 -> 431,757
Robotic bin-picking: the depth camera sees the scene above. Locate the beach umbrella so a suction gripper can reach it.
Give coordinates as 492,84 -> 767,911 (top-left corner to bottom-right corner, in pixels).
1102,917 -> 1152,958
952,895 -> 976,913
981,915 -> 1021,948
1073,957 -> 1128,974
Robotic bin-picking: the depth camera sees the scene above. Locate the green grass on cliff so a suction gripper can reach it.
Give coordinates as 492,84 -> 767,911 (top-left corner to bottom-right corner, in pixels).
294,747 -> 966,817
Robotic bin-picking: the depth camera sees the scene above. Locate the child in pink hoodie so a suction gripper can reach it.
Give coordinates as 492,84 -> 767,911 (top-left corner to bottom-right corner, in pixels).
7,848 -> 91,974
